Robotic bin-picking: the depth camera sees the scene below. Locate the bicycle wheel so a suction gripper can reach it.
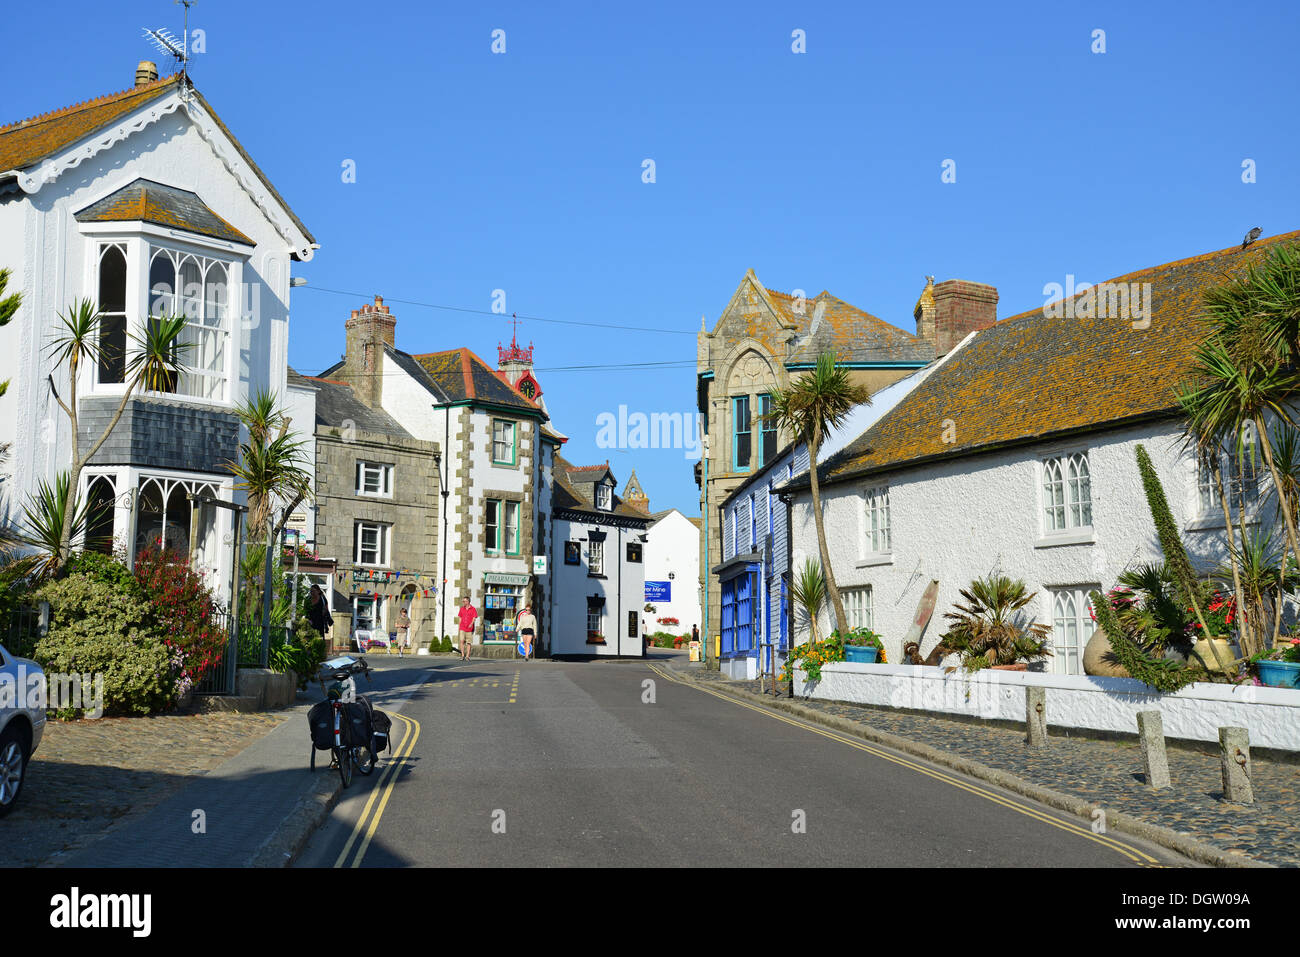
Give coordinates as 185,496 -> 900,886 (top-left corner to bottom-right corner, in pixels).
352,744 -> 375,776
334,746 -> 352,787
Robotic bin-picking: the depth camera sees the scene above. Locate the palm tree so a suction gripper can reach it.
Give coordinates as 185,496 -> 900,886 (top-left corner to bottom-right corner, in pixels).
45,300 -> 189,572
226,390 -> 313,540
0,267 -> 21,398
941,574 -> 1053,670
14,472 -> 111,581
763,352 -> 870,635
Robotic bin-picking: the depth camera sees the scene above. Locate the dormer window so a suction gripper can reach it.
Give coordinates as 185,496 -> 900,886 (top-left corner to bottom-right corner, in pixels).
595,483 -> 612,511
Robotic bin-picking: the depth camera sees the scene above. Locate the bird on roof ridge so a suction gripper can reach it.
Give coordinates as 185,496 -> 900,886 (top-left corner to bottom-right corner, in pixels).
1243,226 -> 1263,250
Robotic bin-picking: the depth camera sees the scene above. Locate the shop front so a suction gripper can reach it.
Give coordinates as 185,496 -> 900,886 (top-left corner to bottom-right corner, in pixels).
483,571 -> 530,645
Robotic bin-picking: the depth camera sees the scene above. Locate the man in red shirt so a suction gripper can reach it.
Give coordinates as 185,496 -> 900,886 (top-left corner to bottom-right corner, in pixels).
456,596 -> 478,661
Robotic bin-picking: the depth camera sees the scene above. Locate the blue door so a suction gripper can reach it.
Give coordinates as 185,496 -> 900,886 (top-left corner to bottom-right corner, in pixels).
779,578 -> 788,650
720,578 -> 736,656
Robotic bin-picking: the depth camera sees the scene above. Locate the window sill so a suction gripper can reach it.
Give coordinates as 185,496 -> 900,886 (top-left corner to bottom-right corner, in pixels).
1033,530 -> 1095,548
1185,513 -> 1260,532
588,572 -> 608,580
855,553 -> 894,568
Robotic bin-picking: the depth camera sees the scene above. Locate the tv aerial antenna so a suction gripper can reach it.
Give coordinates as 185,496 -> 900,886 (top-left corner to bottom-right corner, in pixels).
142,1 -> 196,78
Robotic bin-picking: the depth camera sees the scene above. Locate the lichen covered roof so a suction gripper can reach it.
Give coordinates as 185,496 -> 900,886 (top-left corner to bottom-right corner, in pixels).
411,348 -> 542,414
0,74 -> 182,173
811,231 -> 1300,486
75,178 -> 253,245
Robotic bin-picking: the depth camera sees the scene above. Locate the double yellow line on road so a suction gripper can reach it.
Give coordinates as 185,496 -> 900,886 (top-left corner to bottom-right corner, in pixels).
334,711 -> 420,868
646,663 -> 1162,866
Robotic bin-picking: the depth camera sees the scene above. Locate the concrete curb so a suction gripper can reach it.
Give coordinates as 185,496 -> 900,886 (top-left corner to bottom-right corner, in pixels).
677,672 -> 1272,869
248,763 -> 343,868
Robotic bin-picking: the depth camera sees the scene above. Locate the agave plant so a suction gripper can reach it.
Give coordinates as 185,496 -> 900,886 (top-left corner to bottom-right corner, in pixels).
941,574 -> 1052,671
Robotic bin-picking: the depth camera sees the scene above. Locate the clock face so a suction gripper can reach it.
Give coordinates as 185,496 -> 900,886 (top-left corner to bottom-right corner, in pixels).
519,377 -> 537,398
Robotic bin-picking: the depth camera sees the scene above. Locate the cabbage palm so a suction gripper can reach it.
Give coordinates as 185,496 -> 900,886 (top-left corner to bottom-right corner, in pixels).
15,472 -> 110,581
789,558 -> 827,645
45,300 -> 189,572
763,352 -> 870,635
226,390 -> 313,539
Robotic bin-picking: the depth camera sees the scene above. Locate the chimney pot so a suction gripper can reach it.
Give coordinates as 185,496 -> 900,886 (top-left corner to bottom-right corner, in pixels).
135,60 -> 159,87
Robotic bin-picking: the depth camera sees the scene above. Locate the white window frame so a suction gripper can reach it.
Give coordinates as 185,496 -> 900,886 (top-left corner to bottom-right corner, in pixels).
861,485 -> 891,557
842,586 -> 874,631
492,419 -> 517,465
589,538 -> 605,576
1196,433 -> 1262,519
82,227 -> 244,406
355,461 -> 394,498
595,482 -> 612,511
354,521 -> 390,567
1040,451 -> 1093,542
1046,585 -> 1097,676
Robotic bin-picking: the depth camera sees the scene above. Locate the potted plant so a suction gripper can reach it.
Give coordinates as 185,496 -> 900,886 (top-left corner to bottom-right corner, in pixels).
838,627 -> 885,664
1253,636 -> 1300,688
940,574 -> 1052,672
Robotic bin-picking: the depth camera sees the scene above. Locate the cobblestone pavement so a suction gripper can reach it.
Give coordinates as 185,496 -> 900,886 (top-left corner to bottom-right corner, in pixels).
6,711 -> 290,867
687,669 -> 1300,868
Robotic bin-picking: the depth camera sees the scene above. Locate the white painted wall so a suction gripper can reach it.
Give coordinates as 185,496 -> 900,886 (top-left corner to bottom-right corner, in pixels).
789,419 -> 1241,668
550,515 -> 647,656
284,376 -> 318,545
794,662 -> 1300,752
644,509 -> 700,636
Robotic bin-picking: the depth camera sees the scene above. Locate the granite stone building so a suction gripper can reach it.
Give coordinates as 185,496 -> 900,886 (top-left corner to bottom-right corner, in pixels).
287,351 -> 440,651
695,269 -> 997,665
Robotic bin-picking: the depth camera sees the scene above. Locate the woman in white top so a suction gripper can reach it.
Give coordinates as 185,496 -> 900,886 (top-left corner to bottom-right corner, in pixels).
517,605 -> 538,660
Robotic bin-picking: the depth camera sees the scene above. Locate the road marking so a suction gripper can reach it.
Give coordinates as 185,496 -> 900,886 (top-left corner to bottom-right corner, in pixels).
646,664 -> 1162,866
509,669 -> 520,704
333,711 -> 420,869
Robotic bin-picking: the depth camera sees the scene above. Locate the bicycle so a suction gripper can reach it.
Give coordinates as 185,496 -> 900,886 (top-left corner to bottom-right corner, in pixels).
308,656 -> 376,787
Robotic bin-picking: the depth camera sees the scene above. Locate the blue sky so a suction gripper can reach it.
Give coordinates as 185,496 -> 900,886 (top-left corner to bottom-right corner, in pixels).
7,1 -> 1299,515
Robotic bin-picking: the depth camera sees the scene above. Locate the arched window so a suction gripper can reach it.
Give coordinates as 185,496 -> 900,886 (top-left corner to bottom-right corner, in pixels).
85,475 -> 117,554
97,244 -> 128,384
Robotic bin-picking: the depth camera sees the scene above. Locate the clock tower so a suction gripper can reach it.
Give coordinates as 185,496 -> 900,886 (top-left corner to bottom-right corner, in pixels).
498,316 -> 545,410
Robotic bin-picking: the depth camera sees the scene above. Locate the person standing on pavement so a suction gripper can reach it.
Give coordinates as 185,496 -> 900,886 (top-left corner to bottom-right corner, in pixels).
457,596 -> 478,661
308,584 -> 334,644
395,606 -> 411,656
517,605 -> 537,661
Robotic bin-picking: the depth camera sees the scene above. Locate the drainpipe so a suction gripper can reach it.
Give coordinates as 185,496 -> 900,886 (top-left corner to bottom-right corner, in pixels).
439,404 -> 450,645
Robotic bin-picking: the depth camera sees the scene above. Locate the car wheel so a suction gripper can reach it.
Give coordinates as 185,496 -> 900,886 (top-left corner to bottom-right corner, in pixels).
0,726 -> 29,818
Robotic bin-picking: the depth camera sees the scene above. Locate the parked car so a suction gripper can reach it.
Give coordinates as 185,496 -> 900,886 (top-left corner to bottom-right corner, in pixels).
0,642 -> 45,817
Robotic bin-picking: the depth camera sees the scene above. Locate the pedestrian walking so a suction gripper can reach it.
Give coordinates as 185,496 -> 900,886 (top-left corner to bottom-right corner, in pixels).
517,605 -> 537,661
456,596 -> 478,661
396,606 -> 411,656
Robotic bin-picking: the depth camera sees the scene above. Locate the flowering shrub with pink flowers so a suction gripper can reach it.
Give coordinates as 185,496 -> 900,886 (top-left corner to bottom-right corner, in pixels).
133,546 -> 226,697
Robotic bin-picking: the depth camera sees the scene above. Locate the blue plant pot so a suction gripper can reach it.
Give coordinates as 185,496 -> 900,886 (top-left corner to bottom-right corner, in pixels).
843,644 -> 879,664
1256,660 -> 1300,689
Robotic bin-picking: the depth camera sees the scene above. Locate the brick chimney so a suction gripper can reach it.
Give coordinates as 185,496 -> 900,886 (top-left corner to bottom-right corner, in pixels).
913,276 -> 936,343
136,61 -> 159,87
343,296 -> 396,408
929,279 -> 997,355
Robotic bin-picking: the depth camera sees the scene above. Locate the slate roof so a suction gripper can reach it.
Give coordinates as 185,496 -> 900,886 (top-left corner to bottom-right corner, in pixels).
763,285 -> 934,365
803,231 -> 1300,488
75,178 -> 253,245
288,367 -> 412,436
553,454 -> 647,521
411,348 -> 543,414
0,73 -> 316,247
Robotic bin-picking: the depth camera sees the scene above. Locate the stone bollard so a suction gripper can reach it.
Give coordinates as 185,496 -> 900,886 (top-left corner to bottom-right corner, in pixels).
1136,711 -> 1171,789
1025,687 -> 1047,748
1219,727 -> 1254,805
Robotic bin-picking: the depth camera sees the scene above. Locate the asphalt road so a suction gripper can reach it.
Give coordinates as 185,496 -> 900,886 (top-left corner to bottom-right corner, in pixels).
295,654 -> 1189,868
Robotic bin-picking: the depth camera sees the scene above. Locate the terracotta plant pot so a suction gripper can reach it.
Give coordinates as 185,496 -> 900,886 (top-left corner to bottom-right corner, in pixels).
990,662 -> 1028,671
1083,628 -> 1132,678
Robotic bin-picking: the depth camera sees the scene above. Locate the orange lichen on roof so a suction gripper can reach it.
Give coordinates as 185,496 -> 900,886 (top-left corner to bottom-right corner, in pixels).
819,230 -> 1300,485
0,74 -> 181,172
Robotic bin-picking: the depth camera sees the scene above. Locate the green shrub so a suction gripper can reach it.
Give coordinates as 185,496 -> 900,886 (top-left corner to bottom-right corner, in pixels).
440,635 -> 454,653
268,617 -> 328,689
33,573 -> 172,716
